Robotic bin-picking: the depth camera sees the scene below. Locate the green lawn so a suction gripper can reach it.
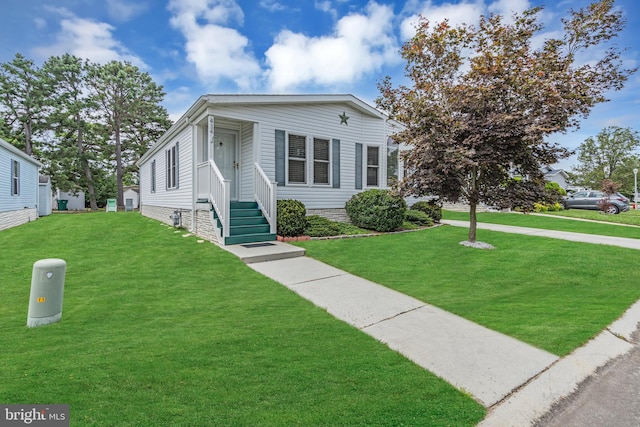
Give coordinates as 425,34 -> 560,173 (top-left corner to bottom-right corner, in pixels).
0,214 -> 484,426
296,225 -> 640,356
443,209 -> 640,239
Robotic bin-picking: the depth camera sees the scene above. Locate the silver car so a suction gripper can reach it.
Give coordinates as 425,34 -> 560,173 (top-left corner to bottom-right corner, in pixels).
562,190 -> 630,214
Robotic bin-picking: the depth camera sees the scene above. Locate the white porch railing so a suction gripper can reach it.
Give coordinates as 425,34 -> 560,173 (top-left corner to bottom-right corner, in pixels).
197,160 -> 230,241
254,162 -> 277,234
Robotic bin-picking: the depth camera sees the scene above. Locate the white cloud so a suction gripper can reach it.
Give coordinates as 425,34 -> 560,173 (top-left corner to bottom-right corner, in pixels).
400,0 -> 533,40
168,0 -> 261,90
488,0 -> 530,20
32,9 -> 146,68
33,17 -> 47,30
265,1 -> 399,92
401,1 -> 485,40
106,0 -> 148,22
315,0 -> 338,20
260,0 -> 287,12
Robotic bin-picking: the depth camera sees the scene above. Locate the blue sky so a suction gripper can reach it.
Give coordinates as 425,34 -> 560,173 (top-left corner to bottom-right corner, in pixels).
1,0 -> 639,170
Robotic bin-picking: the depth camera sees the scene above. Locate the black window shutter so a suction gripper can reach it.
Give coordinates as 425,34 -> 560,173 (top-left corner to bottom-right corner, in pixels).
355,143 -> 362,190
275,129 -> 286,186
332,139 -> 340,188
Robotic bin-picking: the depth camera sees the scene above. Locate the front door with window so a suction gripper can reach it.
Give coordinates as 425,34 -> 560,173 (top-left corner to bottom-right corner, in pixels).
213,129 -> 239,200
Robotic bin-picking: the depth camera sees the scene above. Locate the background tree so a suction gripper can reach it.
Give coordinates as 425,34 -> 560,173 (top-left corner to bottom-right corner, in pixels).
42,54 -> 102,210
571,126 -> 640,192
0,53 -> 46,155
377,0 -> 636,243
87,61 -> 170,208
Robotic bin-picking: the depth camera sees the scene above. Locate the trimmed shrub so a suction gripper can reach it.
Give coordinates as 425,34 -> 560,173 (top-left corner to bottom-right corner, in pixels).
305,215 -> 342,237
405,209 -> 434,226
411,200 -> 442,223
345,189 -> 407,232
277,199 -> 307,237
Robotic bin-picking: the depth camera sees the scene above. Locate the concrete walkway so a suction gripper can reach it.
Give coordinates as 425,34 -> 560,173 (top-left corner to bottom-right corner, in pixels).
442,219 -> 640,250
220,224 -> 640,425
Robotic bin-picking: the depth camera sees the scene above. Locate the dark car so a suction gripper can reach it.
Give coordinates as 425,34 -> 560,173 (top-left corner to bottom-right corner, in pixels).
562,190 -> 630,214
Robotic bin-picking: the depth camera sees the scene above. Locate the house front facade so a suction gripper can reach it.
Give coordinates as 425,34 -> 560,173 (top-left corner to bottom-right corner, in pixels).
137,94 -> 400,245
0,137 -> 41,231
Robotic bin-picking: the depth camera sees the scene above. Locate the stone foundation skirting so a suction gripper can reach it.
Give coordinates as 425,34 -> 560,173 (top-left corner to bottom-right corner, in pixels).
0,208 -> 38,231
306,208 -> 350,223
140,204 -> 219,244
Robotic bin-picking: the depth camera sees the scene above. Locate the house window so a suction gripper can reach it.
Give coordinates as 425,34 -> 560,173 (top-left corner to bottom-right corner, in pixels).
313,137 -> 330,185
151,160 -> 156,193
166,144 -> 178,189
366,146 -> 379,186
288,134 -> 306,184
11,159 -> 19,195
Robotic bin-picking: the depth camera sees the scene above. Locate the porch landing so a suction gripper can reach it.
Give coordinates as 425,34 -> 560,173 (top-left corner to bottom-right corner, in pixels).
220,240 -> 305,264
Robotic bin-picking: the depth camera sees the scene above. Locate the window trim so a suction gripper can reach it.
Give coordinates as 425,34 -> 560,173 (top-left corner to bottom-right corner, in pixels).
150,159 -> 156,193
365,145 -> 380,187
286,133 -> 307,185
166,143 -> 178,190
11,159 -> 19,196
285,132 -> 333,187
312,136 -> 331,186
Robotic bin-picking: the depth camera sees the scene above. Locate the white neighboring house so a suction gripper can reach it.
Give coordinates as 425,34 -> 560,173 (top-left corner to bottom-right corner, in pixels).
0,137 -> 41,231
54,189 -> 85,210
542,165 -> 570,189
137,94 -> 402,245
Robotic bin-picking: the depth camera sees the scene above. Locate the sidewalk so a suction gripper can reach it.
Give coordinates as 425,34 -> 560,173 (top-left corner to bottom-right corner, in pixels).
220,226 -> 640,425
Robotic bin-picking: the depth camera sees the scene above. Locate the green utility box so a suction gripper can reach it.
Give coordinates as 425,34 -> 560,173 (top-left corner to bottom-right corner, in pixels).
27,259 -> 67,328
106,198 -> 117,212
57,199 -> 68,210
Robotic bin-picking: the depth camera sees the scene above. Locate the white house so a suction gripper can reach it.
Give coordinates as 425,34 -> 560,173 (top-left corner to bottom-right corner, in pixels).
137,94 -> 401,245
0,137 -> 41,231
542,165 -> 570,189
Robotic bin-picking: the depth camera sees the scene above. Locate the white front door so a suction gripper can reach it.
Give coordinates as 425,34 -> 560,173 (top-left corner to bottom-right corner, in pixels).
213,129 -> 239,200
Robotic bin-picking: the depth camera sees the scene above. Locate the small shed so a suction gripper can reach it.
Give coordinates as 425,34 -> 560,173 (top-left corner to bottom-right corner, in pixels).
123,186 -> 140,210
38,175 -> 52,216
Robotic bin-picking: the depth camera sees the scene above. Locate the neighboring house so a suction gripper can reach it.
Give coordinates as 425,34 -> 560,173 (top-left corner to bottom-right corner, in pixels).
137,94 -> 401,245
38,175 -> 52,216
542,165 -> 569,189
54,189 -> 85,210
123,185 -> 139,210
0,137 -> 41,231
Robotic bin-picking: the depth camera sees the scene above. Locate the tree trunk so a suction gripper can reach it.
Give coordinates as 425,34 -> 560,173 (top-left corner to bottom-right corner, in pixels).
115,119 -> 124,209
77,128 -> 98,211
24,121 -> 32,156
468,165 -> 478,242
468,201 -> 478,242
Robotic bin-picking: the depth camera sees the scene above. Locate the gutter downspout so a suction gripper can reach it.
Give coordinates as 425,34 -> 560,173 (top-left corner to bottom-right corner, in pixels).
187,116 -> 196,233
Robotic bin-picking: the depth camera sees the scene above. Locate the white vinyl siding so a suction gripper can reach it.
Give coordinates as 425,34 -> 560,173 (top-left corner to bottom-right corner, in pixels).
139,126 -> 192,210
0,139 -> 40,213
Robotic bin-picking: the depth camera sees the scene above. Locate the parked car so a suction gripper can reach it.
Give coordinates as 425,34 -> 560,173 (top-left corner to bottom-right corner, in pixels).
562,190 -> 630,214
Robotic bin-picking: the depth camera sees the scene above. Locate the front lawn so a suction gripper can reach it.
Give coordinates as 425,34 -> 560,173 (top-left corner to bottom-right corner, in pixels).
0,214 -> 484,426
296,225 -> 640,356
